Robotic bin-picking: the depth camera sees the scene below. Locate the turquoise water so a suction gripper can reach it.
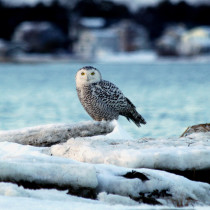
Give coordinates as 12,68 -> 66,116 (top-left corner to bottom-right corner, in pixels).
0,61 -> 210,138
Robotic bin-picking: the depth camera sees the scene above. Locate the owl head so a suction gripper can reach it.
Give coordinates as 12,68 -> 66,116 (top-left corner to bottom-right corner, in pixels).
76,66 -> 102,87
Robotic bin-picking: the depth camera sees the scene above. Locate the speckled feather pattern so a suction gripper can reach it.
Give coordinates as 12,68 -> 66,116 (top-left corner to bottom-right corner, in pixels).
77,80 -> 126,120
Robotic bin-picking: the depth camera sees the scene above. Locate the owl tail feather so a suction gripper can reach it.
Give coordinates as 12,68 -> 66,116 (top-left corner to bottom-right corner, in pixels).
123,98 -> 146,127
125,110 -> 146,127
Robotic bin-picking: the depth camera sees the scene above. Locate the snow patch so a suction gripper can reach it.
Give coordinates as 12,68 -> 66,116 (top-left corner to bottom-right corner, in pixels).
98,192 -> 139,206
93,120 -> 134,140
51,131 -> 210,170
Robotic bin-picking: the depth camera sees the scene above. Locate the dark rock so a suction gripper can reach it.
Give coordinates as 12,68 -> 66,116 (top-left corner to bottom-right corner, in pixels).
137,195 -> 162,205
180,123 -> 210,137
134,192 -> 164,205
149,189 -> 172,198
68,187 -> 97,199
133,189 -> 172,206
123,170 -> 149,182
165,169 -> 210,184
2,179 -> 96,200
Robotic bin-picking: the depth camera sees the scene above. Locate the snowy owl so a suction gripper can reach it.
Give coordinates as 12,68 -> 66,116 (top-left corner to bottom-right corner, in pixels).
75,66 -> 146,127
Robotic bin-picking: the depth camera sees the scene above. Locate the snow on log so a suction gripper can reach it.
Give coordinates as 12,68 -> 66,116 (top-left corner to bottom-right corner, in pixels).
1,121 -> 210,207
51,131 -> 210,171
0,160 -> 98,193
0,141 -> 210,207
50,125 -> 210,184
0,121 -> 114,146
0,182 -> 100,209
0,142 -> 98,197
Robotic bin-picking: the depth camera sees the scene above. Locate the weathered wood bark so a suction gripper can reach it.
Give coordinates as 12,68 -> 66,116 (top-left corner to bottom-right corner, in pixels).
0,121 -> 114,146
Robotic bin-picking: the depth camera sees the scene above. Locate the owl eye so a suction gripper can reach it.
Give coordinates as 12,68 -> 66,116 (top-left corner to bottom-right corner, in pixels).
81,72 -> 85,76
91,72 -> 95,75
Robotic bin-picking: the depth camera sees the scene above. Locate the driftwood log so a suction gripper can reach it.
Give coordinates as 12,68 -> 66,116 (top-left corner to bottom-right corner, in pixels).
0,121 -> 114,147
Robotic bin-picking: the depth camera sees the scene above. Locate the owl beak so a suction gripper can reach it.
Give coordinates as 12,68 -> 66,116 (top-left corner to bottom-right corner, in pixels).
86,75 -> 90,81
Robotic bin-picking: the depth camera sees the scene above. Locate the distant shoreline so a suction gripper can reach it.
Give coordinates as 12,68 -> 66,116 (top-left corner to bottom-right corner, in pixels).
1,51 -> 210,64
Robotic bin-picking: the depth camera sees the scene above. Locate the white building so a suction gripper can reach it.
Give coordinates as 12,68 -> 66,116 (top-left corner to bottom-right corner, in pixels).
73,18 -> 149,60
73,28 -> 120,60
114,20 -> 149,52
178,26 -> 210,56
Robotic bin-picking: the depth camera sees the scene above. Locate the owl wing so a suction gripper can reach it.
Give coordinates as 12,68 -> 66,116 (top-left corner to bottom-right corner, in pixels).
92,80 -> 130,111
92,80 -> 146,126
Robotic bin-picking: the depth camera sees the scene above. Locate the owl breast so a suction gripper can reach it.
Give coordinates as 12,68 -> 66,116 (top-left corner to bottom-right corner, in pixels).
76,82 -> 119,121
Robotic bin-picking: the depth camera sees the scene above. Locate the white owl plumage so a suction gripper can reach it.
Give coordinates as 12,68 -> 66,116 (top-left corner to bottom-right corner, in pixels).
75,66 -> 146,127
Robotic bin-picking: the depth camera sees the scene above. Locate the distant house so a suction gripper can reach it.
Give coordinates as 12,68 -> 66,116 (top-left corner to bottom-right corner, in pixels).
72,17 -> 117,59
178,26 -> 210,56
156,25 -> 186,56
12,21 -> 67,53
156,25 -> 210,56
114,20 -> 149,52
73,28 -> 120,59
73,18 -> 150,59
69,17 -> 106,43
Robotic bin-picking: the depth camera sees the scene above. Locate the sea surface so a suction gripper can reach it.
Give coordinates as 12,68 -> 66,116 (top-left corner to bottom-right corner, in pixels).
0,61 -> 210,138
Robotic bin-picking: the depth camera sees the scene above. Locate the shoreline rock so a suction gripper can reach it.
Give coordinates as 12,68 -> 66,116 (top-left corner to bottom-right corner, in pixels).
180,123 -> 210,137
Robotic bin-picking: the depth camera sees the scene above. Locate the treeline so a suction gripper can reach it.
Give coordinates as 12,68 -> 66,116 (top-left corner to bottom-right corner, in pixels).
0,0 -> 69,40
73,0 -> 130,19
75,0 -> 210,40
134,0 -> 210,39
0,0 -> 210,41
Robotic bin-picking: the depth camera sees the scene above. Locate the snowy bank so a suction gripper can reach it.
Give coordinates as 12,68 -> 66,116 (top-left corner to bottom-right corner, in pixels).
51,131 -> 210,171
0,141 -> 210,207
1,121 -> 210,208
50,122 -> 210,184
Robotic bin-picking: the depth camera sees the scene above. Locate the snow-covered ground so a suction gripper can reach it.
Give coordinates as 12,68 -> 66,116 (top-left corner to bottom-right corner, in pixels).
51,122 -> 210,170
0,121 -> 210,209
